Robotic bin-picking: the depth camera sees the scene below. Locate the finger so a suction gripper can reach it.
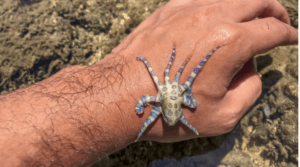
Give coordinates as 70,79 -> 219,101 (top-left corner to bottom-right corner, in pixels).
257,0 -> 291,24
242,17 -> 298,55
224,0 -> 290,24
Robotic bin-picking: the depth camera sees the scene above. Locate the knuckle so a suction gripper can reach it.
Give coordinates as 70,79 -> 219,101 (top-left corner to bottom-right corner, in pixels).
214,23 -> 244,43
281,22 -> 292,41
267,17 -> 291,42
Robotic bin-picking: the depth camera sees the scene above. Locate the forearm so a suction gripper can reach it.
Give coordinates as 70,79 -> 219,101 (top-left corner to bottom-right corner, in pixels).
0,53 -> 144,166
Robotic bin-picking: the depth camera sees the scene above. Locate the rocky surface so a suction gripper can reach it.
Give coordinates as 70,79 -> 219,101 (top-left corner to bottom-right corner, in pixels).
0,0 -> 297,167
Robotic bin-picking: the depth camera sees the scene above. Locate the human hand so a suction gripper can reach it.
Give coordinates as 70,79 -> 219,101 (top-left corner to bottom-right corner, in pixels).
112,0 -> 297,143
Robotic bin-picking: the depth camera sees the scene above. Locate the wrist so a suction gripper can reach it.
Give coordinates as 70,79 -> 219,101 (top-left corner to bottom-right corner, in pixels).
97,51 -> 164,142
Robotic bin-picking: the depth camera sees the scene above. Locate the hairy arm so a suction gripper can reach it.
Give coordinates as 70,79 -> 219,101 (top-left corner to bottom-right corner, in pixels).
0,53 -> 146,166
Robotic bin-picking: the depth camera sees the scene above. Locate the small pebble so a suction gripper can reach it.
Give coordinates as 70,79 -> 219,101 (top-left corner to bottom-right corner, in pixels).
264,105 -> 270,118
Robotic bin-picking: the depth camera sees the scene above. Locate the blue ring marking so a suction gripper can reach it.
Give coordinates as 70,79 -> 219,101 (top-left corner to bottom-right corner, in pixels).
168,110 -> 173,116
164,72 -> 169,76
193,68 -> 200,74
171,90 -> 176,94
146,119 -> 150,125
206,54 -> 211,59
216,46 -> 220,49
157,81 -> 162,85
175,110 -> 179,116
172,85 -> 177,89
200,61 -> 206,66
150,112 -> 158,117
175,77 -> 179,82
141,98 -> 145,103
174,104 -> 178,108
142,125 -> 146,129
171,96 -> 177,100
182,84 -> 188,89
187,76 -> 193,82
188,89 -> 192,94
163,87 -> 167,91
212,49 -> 215,53
168,118 -> 172,123
168,103 -> 172,108
186,98 -> 190,104
159,97 -> 162,101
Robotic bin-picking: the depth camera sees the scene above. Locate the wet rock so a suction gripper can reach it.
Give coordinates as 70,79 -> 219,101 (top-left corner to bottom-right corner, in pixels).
283,82 -> 298,104
277,112 -> 298,149
220,150 -> 254,167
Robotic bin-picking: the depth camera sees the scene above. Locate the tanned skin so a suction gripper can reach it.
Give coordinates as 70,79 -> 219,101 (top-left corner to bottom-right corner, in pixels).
0,0 -> 297,166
